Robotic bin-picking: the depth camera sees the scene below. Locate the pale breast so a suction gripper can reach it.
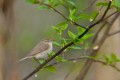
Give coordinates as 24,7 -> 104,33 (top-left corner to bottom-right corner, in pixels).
33,42 -> 53,59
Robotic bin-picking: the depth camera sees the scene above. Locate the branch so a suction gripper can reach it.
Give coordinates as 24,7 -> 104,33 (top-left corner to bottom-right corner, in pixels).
84,57 -> 120,72
41,3 -> 87,29
45,56 -> 120,72
90,6 -> 103,24
78,0 -> 98,15
104,11 -> 118,20
107,30 -> 120,37
96,11 -> 120,40
23,1 -> 113,80
76,25 -> 110,80
77,0 -> 112,39
89,14 -> 117,46
76,12 -> 120,80
87,0 -> 112,29
76,57 -> 120,72
64,56 -> 120,80
92,22 -> 107,43
23,42 -> 73,80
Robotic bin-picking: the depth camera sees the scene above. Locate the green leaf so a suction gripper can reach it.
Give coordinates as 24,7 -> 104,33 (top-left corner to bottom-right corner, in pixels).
111,53 -> 117,60
103,55 -> 111,64
32,58 -> 45,64
90,11 -> 98,22
48,51 -> 55,58
45,66 -> 56,72
69,9 -> 77,21
25,0 -> 39,4
67,0 -> 76,7
77,27 -> 85,35
96,1 -> 120,12
56,22 -> 68,30
96,2 -> 108,6
61,24 -> 68,30
82,33 -> 94,40
44,0 -> 60,7
78,13 -> 90,20
52,41 -> 61,46
110,53 -> 120,62
69,46 -> 81,49
55,56 -> 67,62
103,54 -> 120,65
52,26 -> 61,35
60,38 -> 68,47
52,26 -> 59,31
74,37 -> 83,44
112,0 -> 120,12
52,22 -> 68,35
38,60 -> 45,64
68,30 -> 76,39
37,5 -> 49,10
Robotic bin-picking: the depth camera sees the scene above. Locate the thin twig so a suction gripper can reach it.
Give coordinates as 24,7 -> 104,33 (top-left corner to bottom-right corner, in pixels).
85,57 -> 120,72
92,22 -> 107,43
23,1 -> 113,80
90,6 -> 103,24
107,30 -> 120,37
104,11 -> 118,20
78,0 -> 98,15
45,56 -> 120,72
91,11 -> 118,43
87,0 -> 112,29
42,3 -> 87,29
73,57 -> 120,71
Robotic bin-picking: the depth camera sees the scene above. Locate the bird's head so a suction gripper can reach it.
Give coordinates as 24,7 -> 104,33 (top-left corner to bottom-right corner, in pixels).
43,38 -> 53,43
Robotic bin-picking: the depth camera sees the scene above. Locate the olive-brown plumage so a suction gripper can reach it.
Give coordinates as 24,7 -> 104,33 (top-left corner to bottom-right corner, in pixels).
19,39 -> 53,62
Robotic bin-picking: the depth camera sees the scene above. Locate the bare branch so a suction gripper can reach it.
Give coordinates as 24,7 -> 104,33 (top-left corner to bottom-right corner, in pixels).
108,30 -> 120,37
78,0 -> 98,15
92,22 -> 107,43
104,11 -> 118,20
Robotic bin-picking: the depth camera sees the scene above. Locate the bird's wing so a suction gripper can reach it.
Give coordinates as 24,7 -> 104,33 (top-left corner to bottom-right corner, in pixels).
28,42 -> 50,56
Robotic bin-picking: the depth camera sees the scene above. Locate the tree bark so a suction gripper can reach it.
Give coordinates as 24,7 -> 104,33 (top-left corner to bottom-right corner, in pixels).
0,0 -> 20,80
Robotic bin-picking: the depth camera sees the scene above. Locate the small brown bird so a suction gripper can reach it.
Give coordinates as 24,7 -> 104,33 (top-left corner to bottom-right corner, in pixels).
19,39 -> 53,62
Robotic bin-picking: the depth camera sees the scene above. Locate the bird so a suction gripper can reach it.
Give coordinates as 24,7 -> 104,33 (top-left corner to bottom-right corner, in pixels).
18,38 -> 53,62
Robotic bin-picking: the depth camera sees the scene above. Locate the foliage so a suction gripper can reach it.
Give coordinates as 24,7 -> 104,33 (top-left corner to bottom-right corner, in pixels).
97,0 -> 120,11
24,0 -> 120,79
103,53 -> 120,65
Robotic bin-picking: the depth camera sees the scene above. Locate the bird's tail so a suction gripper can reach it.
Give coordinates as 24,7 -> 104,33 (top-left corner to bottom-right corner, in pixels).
18,57 -> 29,62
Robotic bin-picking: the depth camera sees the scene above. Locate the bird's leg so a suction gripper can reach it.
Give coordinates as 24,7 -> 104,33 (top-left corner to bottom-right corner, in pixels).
33,58 -> 41,64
